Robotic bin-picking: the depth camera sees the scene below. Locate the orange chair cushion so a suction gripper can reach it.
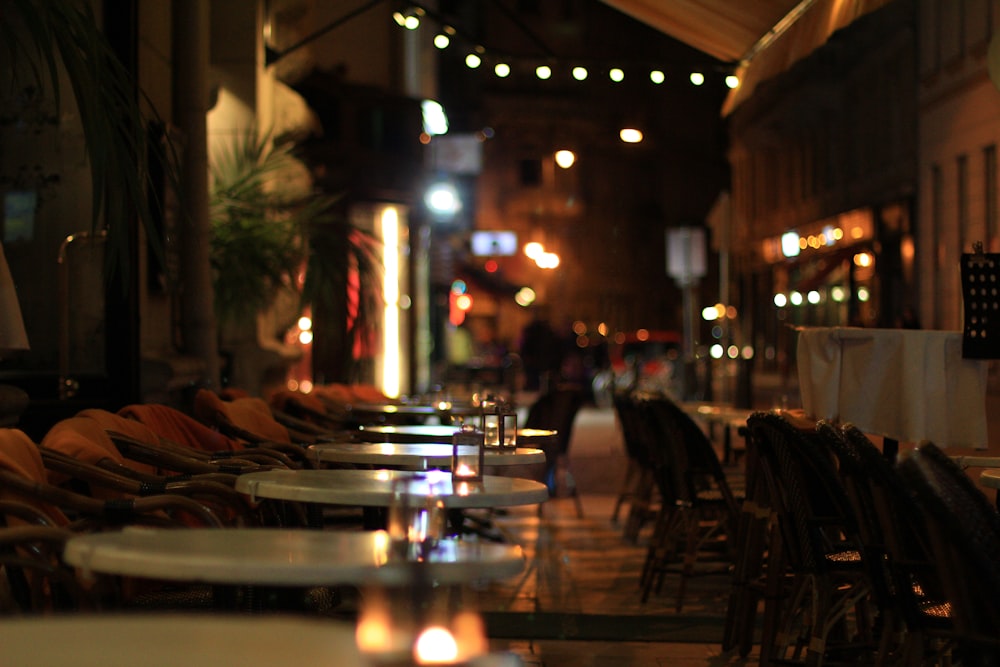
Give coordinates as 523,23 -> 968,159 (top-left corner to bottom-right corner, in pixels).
0,429 -> 69,525
118,403 -> 242,453
194,389 -> 291,444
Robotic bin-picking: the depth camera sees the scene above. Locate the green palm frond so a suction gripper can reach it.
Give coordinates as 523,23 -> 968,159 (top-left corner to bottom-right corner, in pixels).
2,0 -> 168,284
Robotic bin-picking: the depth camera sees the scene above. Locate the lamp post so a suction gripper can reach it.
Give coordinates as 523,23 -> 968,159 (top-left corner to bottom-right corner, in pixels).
666,227 -> 707,399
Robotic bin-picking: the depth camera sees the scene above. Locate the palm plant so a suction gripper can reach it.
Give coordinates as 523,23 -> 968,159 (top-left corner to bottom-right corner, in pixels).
209,129 -> 383,377
1,0 -> 166,280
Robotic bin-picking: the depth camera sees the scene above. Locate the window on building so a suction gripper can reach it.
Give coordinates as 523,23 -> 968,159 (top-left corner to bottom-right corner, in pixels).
519,158 -> 542,186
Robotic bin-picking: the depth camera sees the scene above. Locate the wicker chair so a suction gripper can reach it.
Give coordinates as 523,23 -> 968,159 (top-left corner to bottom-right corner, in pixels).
746,412 -> 875,667
899,443 -> 1000,665
639,395 -> 742,611
822,424 -> 955,667
611,391 -> 659,540
0,428 -> 224,531
192,389 -> 318,467
39,417 -> 257,527
0,525 -> 93,614
524,386 -> 586,518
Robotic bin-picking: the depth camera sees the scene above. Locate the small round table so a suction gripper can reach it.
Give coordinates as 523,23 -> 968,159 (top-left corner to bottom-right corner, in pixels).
357,423 -> 558,446
0,614 -> 362,667
236,468 -> 550,510
309,441 -> 546,469
64,527 -> 526,587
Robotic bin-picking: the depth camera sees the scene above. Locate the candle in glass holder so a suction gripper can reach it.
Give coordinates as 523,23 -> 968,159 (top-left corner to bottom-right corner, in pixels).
451,424 -> 484,482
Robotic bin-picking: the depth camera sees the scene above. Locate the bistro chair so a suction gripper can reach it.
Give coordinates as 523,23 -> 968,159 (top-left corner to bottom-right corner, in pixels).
639,394 -> 742,611
524,385 -> 585,518
898,443 -> 1000,665
39,417 -> 255,527
191,389 -> 318,466
746,412 -> 875,667
823,424 -> 955,667
0,525 -> 93,614
611,390 -> 660,540
113,404 -> 301,469
0,428 -> 224,532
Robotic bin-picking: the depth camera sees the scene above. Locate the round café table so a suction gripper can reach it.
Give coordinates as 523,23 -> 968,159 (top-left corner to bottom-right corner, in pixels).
357,423 -> 558,446
345,401 -> 482,424
236,468 -> 550,510
977,468 -> 1000,508
0,614 -> 524,667
0,614 -> 362,667
309,441 -> 545,469
64,527 -> 526,587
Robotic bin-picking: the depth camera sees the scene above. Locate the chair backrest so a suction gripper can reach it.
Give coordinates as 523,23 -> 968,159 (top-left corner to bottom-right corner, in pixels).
612,391 -> 652,467
0,430 -> 69,526
898,442 -> 1000,642
118,403 -> 242,453
817,422 -> 945,630
746,411 -> 863,575
193,389 -> 293,444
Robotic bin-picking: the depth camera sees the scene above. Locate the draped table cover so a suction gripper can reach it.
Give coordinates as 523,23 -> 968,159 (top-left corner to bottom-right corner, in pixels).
796,327 -> 989,448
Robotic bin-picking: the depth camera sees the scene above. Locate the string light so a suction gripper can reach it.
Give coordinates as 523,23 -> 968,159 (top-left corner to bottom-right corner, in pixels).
392,7 -> 735,91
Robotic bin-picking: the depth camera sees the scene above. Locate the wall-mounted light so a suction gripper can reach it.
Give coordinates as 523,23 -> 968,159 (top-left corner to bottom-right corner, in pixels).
554,150 -> 576,169
619,128 -> 643,143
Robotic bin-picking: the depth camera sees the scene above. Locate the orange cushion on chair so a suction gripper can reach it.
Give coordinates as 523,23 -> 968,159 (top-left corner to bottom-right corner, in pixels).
0,429 -> 70,525
118,403 -> 242,453
194,389 -> 291,444
41,416 -> 158,480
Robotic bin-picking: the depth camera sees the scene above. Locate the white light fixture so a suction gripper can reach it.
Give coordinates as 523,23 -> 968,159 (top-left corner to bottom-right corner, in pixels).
554,150 -> 575,169
433,34 -> 450,49
609,68 -> 624,82
619,128 -> 643,143
465,53 -> 482,69
494,62 -> 510,77
425,182 -> 461,216
535,65 -> 552,80
381,207 -> 401,399
572,66 -> 588,81
650,70 -> 665,84
781,231 -> 800,258
689,71 -> 705,86
725,74 -> 739,89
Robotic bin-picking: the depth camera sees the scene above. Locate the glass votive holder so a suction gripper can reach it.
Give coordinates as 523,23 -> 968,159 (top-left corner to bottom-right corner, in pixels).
452,424 -> 484,483
500,404 -> 517,451
387,472 -> 447,562
480,396 -> 500,449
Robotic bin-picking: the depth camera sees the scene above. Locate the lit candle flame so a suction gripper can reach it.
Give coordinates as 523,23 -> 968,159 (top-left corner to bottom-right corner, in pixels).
414,626 -> 458,664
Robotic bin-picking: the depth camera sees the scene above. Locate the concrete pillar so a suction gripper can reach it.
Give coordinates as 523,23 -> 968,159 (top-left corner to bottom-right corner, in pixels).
173,0 -> 220,388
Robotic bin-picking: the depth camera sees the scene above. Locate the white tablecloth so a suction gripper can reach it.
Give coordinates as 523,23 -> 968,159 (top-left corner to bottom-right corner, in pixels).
796,327 -> 989,448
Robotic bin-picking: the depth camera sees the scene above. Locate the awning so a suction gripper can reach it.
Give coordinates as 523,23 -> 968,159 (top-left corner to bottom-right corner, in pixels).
600,0 -> 894,115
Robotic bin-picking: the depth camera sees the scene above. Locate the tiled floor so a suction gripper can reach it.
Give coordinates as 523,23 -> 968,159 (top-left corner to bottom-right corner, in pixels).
473,495 -> 759,667
468,404 -> 760,667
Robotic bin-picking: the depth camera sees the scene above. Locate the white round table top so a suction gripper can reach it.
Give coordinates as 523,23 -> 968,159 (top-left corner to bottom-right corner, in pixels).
309,441 -> 546,468
236,468 -> 550,508
64,527 -> 526,586
357,423 -> 558,445
978,468 -> 1000,488
347,401 -> 482,418
0,614 -> 361,667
